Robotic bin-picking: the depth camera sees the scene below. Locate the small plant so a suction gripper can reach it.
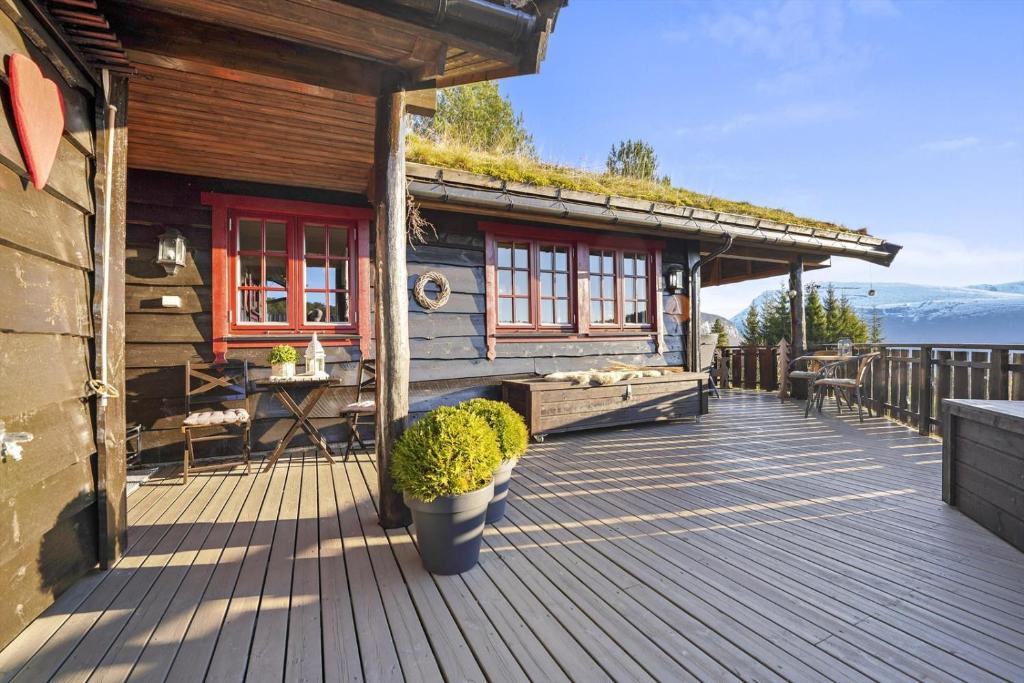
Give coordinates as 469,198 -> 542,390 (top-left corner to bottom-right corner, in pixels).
461,398 -> 528,462
392,406 -> 501,502
268,345 -> 298,365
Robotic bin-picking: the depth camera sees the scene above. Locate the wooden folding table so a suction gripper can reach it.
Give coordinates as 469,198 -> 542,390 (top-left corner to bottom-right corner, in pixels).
256,375 -> 342,472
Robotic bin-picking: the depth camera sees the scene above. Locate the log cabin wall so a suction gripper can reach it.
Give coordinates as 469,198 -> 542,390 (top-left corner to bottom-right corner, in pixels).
0,3 -> 98,649
126,170 -> 690,463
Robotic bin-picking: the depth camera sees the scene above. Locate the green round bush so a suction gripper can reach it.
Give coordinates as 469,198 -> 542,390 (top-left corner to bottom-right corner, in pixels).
461,398 -> 528,463
391,406 -> 501,502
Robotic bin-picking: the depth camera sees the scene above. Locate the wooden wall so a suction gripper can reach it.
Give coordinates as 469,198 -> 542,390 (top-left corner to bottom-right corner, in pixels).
0,4 -> 99,649
125,171 -> 689,462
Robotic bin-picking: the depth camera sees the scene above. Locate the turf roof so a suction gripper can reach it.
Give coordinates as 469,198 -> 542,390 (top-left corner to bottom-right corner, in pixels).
406,134 -> 864,234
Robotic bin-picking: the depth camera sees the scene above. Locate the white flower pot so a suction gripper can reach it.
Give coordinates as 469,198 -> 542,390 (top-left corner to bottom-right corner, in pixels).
272,361 -> 296,378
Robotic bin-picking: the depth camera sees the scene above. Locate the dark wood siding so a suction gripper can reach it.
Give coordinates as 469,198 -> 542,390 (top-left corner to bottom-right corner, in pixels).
125,172 -> 691,462
0,4 -> 98,649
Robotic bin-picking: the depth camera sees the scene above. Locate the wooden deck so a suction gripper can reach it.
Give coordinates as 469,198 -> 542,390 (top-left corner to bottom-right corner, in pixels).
2,390 -> 1023,682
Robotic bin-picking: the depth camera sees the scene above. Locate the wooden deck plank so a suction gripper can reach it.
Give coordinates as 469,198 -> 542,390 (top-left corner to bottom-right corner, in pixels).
3,390 -> 1023,683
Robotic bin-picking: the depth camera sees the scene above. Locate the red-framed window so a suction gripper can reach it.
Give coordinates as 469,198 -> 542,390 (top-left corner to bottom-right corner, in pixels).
481,221 -> 665,358
203,193 -> 372,359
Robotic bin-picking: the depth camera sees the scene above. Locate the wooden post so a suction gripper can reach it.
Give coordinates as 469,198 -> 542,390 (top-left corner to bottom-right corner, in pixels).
918,346 -> 933,436
788,257 -> 807,399
989,347 -> 1009,401
374,85 -> 412,529
93,75 -> 129,568
687,246 -> 701,372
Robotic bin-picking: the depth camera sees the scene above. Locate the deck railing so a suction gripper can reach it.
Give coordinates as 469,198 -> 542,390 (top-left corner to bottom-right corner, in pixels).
717,343 -> 1024,436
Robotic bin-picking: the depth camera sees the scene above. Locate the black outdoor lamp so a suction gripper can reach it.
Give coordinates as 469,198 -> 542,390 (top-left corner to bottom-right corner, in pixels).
663,263 -> 687,294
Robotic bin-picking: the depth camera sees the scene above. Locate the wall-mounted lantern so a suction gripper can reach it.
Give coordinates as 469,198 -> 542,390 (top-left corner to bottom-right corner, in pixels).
663,263 -> 687,294
156,228 -> 188,275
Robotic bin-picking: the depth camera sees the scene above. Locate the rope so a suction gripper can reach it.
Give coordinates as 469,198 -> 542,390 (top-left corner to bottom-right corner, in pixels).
413,271 -> 451,311
86,379 -> 121,399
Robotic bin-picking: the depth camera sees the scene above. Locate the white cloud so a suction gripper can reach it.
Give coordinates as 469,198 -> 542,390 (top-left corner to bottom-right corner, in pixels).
676,101 -> 857,138
919,136 -> 981,152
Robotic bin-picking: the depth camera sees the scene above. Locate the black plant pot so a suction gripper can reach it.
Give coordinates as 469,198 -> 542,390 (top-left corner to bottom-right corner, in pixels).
405,481 -> 495,575
486,459 -> 517,524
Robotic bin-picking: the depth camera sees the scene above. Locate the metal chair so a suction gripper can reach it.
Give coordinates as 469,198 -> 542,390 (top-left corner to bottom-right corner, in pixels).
788,350 -> 835,408
812,353 -> 880,422
341,359 -> 376,460
181,361 -> 251,483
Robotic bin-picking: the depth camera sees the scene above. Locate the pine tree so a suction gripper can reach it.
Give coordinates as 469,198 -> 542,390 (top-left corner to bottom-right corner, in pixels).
834,295 -> 869,343
413,82 -> 535,156
761,287 -> 791,346
805,284 -> 827,345
741,305 -> 762,347
869,307 -> 884,343
606,139 -> 660,181
711,318 -> 729,348
823,284 -> 841,342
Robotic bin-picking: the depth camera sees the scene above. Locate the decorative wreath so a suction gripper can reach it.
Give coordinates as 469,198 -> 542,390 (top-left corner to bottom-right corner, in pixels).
413,271 -> 451,310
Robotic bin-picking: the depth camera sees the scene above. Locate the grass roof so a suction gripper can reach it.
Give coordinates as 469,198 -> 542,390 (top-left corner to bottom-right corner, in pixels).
407,134 -> 861,233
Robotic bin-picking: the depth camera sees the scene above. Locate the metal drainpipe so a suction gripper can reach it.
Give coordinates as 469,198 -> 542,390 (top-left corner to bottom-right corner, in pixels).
688,234 -> 734,372
381,0 -> 536,41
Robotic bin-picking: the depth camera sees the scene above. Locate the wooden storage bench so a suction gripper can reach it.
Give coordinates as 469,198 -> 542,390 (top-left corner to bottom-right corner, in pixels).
503,372 -> 706,442
942,399 -> 1024,551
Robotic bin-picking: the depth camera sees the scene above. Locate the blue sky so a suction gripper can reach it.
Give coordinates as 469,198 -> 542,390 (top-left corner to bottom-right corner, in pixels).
499,0 -> 1024,315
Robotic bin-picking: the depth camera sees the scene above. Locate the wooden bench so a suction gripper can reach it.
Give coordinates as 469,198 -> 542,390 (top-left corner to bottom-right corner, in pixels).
503,372 -> 706,442
942,399 -> 1024,551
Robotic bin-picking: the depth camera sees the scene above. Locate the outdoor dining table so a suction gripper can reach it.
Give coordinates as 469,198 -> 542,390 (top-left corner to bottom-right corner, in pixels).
254,375 -> 342,472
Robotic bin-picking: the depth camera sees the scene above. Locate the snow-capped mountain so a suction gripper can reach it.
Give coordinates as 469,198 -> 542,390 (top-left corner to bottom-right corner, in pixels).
727,281 -> 1024,344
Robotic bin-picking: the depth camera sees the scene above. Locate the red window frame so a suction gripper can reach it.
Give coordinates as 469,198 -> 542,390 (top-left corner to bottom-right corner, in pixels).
481,222 -> 666,359
493,239 -> 576,331
203,193 -> 372,360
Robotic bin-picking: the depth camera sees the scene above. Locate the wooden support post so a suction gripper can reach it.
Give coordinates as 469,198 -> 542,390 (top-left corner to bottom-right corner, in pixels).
93,74 -> 129,568
374,84 -> 412,529
989,348 -> 1009,400
788,257 -> 806,399
687,246 -> 701,372
917,347 -> 932,436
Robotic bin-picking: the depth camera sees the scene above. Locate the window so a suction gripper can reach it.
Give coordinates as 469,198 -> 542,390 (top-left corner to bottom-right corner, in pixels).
482,222 -> 664,358
204,193 -> 372,359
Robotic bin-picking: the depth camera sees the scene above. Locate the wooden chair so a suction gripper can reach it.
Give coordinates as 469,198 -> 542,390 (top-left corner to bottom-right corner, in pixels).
812,353 -> 880,422
787,351 -> 833,411
181,361 -> 251,483
341,359 -> 376,460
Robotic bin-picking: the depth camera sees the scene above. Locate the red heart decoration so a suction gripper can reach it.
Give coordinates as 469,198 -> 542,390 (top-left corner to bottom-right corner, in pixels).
8,53 -> 65,190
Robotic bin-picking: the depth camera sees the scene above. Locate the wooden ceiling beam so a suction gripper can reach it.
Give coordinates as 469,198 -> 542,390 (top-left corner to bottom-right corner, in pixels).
105,3 -> 401,97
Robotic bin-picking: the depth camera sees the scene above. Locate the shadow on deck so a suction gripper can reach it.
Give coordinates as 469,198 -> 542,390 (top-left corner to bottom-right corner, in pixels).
2,390 -> 1022,682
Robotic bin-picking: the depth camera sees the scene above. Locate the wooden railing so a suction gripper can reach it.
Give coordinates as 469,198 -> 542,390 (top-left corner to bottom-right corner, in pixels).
717,343 -> 1024,436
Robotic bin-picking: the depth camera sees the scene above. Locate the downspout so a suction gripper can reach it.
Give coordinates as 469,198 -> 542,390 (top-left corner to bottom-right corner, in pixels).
98,69 -> 117,406
688,234 -> 734,372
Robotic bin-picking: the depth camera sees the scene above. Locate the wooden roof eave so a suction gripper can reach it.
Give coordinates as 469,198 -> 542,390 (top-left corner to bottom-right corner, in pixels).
407,163 -> 903,267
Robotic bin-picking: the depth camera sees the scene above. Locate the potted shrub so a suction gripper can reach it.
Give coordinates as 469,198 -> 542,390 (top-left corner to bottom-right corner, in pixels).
268,344 -> 298,378
462,398 -> 528,523
392,406 -> 501,574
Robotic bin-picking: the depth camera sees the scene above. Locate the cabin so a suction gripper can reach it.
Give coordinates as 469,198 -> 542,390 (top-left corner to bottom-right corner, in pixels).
4,4 -> 1024,680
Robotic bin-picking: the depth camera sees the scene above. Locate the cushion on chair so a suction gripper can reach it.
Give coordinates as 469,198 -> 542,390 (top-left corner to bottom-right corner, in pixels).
184,408 -> 250,427
787,370 -> 820,380
342,399 -> 376,414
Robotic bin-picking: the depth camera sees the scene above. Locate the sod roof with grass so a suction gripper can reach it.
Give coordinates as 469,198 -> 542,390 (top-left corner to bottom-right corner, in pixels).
406,134 -> 865,234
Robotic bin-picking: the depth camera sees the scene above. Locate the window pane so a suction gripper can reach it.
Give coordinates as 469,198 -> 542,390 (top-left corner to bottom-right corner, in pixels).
306,291 -> 327,323
514,245 -> 528,268
497,244 -> 512,268
266,257 -> 288,288
265,221 -> 287,252
555,273 -> 568,297
238,219 -> 261,252
636,258 -> 646,277
556,300 -> 569,324
541,272 -> 552,297
636,301 -> 647,324
498,298 -> 513,323
624,257 -> 635,276
514,298 -> 529,323
625,278 -> 635,300
305,259 -> 325,289
636,277 -> 647,297
602,275 -> 614,297
336,290 -> 350,322
239,289 -> 262,322
589,254 -> 601,273
603,254 -> 614,273
239,255 -> 261,287
603,301 -> 615,323
539,248 -> 553,271
541,300 -> 553,324
555,248 -> 568,271
589,274 -> 601,295
327,262 -> 347,290
498,270 -> 512,295
329,227 -> 349,259
590,301 -> 601,323
625,301 -> 635,323
304,224 -> 326,254
514,270 -> 529,296
267,291 -> 288,322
